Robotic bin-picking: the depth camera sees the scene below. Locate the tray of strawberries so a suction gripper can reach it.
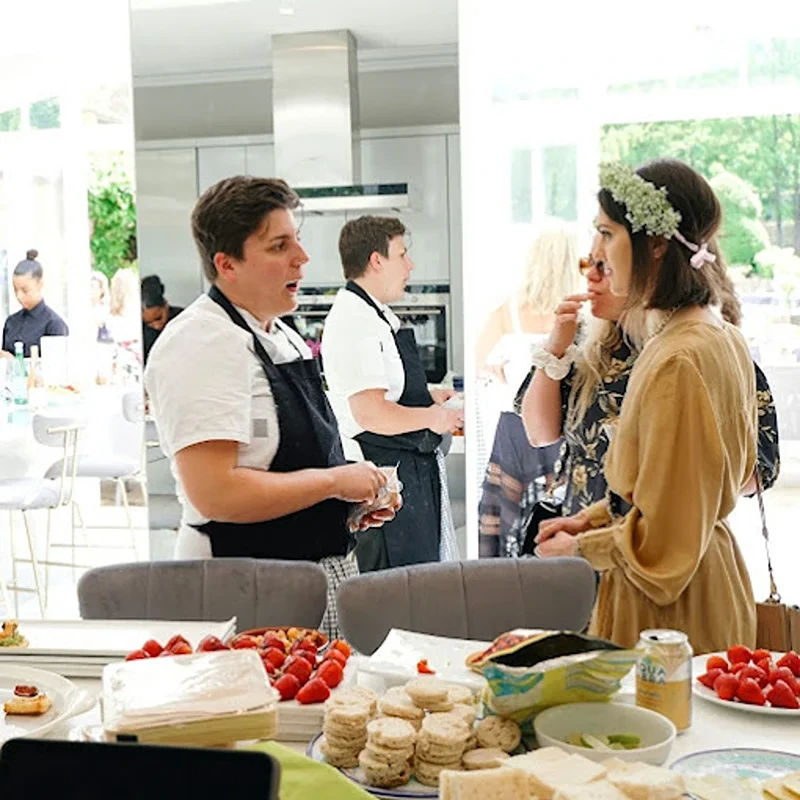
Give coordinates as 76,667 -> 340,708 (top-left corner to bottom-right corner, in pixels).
694,645 -> 800,715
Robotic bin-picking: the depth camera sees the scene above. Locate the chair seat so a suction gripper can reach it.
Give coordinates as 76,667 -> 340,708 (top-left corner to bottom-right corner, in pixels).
45,456 -> 139,481
0,478 -> 63,510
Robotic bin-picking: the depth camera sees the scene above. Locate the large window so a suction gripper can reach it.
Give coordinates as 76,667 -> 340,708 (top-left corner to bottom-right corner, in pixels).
460,1 -> 800,602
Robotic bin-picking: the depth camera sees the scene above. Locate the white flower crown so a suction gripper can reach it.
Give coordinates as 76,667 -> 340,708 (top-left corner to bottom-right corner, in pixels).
598,162 -> 682,238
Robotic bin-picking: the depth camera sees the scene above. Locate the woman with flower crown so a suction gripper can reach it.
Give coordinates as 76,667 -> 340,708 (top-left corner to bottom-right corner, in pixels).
533,159 -> 759,654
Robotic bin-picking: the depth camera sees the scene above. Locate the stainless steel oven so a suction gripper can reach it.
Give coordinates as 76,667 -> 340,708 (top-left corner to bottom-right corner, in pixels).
292,285 -> 450,384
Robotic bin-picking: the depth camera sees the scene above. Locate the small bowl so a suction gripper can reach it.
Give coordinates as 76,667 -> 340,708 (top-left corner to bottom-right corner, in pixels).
533,702 -> 676,765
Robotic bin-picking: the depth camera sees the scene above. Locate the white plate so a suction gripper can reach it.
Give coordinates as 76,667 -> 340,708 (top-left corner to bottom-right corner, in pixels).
359,630 -> 488,691
308,732 -> 437,799
691,652 -> 800,717
0,618 -> 237,659
0,664 -> 96,743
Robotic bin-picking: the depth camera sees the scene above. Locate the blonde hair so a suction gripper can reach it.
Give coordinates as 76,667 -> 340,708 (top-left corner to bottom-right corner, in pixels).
91,270 -> 109,303
109,268 -> 139,317
522,222 -> 582,314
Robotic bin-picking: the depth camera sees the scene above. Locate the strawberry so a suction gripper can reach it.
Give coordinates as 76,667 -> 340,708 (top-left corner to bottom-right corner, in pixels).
706,655 -> 729,673
171,642 -> 192,656
262,647 -> 286,669
263,635 -> 287,653
756,657 -> 773,675
273,673 -> 301,701
284,655 -> 313,685
292,639 -> 318,657
769,666 -> 797,687
296,678 -> 331,705
331,640 -> 352,659
197,635 -> 228,652
727,645 -> 752,665
752,648 -> 771,663
316,659 -> 344,689
777,651 -> 800,678
125,649 -> 149,661
294,649 -> 317,668
263,660 -> 278,677
141,639 -> 164,658
323,649 -> 348,668
165,635 -> 190,651
230,635 -> 260,650
417,659 -> 436,675
730,662 -> 748,675
736,677 -> 766,706
740,665 -> 769,688
714,672 -> 740,701
766,680 -> 800,710
697,669 -> 723,690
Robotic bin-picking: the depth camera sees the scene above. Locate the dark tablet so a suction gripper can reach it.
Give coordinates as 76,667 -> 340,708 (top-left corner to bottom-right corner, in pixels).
0,739 -> 280,798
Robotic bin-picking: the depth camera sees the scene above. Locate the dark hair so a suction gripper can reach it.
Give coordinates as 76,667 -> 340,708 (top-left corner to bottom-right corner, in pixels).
338,216 -> 407,280
191,176 -> 300,282
14,250 -> 43,281
141,275 -> 166,309
598,159 -> 723,314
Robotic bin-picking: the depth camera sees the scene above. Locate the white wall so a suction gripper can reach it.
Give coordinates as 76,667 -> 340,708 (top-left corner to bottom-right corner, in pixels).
133,67 -> 459,142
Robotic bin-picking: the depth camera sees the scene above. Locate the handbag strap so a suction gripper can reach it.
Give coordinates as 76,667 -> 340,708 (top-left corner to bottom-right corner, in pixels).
755,469 -> 781,603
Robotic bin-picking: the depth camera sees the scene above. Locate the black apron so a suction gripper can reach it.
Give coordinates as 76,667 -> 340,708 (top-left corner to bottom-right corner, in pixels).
194,286 -> 352,562
345,281 -> 442,570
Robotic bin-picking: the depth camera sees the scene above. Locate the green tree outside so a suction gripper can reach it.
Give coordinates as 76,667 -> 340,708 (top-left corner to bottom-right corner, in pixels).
88,168 -> 137,280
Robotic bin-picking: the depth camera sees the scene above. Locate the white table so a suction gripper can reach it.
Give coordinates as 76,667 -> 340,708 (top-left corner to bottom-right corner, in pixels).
50,672 -> 800,762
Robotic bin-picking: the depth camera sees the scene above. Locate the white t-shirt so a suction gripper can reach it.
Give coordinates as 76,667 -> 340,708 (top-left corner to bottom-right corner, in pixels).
144,293 -> 312,554
321,287 -> 405,448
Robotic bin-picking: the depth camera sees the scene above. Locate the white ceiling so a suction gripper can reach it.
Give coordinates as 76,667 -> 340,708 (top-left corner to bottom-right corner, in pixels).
129,0 -> 458,81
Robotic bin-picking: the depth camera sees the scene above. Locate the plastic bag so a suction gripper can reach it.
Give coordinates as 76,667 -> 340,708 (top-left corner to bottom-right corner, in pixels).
347,465 -> 403,533
466,629 -> 638,734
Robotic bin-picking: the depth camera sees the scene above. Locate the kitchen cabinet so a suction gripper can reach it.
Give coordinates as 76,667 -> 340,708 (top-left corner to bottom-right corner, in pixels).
134,148 -> 201,309
245,144 -> 275,177
447,134 -> 464,372
359,135 -> 450,284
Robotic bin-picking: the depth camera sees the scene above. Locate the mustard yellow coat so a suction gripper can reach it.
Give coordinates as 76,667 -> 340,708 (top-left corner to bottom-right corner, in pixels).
577,321 -> 757,656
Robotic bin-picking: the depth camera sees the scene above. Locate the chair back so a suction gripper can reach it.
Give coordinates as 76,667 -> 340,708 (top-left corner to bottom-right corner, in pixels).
122,390 -> 145,424
78,558 -> 329,631
32,413 -> 84,507
336,557 -> 597,655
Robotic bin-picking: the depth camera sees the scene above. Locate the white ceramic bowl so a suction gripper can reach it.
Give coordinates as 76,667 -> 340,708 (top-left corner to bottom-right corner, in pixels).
533,702 -> 676,765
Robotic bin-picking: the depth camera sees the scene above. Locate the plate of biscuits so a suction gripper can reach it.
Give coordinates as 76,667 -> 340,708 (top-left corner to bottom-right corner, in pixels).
307,677 -> 523,798
0,664 -> 94,743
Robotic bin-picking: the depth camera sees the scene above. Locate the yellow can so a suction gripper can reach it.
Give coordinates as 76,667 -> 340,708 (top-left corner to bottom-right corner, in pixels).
635,629 -> 693,732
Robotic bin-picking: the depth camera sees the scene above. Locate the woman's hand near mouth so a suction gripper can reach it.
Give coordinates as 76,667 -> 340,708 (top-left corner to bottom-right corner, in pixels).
545,293 -> 590,357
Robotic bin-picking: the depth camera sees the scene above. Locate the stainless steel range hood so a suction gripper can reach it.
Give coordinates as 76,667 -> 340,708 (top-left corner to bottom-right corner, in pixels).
271,30 -> 410,213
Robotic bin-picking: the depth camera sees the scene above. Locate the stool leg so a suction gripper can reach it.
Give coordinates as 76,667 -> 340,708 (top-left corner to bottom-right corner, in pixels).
118,478 -> 137,557
44,508 -> 52,608
9,511 -> 19,618
22,511 -> 45,617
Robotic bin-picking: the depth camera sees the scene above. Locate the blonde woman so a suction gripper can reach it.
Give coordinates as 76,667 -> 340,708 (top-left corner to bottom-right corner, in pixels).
475,222 -> 581,492
530,159 -> 765,653
107,268 -> 142,350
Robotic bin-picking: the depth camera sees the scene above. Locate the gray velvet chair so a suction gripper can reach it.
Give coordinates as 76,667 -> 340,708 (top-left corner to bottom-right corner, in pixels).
336,557 -> 597,655
78,559 -> 329,631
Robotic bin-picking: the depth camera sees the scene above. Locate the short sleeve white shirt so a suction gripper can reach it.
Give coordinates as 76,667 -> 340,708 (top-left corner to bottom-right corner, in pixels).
144,293 -> 311,536
321,287 -> 405,442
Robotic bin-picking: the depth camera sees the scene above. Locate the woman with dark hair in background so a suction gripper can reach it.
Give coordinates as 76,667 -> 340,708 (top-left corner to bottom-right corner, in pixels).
141,274 -> 183,364
1,250 -> 68,359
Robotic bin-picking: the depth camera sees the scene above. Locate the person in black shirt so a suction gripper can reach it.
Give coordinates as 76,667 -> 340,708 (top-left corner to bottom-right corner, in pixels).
140,275 -> 184,364
1,250 -> 69,359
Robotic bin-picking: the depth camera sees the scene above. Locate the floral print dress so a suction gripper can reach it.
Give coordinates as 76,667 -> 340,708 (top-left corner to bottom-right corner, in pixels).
555,339 -> 780,518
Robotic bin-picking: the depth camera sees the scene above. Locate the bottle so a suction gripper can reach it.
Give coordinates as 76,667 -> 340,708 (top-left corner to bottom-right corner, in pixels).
451,375 -> 465,437
27,345 -> 46,410
10,342 -> 28,406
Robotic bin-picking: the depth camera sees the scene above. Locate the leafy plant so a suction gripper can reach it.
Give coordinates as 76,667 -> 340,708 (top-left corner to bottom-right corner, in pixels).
88,168 -> 137,279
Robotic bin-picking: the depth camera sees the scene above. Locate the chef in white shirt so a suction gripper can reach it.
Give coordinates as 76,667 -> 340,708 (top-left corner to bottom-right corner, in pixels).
144,177 -> 396,637
321,216 -> 463,571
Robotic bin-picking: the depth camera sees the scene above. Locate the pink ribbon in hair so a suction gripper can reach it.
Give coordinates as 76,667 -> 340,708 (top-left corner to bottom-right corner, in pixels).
674,231 -> 717,269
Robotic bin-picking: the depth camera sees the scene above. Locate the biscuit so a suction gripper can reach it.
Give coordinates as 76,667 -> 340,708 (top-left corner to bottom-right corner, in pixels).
447,685 -> 475,705
462,747 -> 510,770
324,702 -> 371,728
378,687 -> 425,721
475,716 -> 521,753
414,757 -> 462,787
424,698 -> 455,713
325,687 -> 378,716
405,677 -> 450,708
320,737 -> 361,769
359,750 -> 412,789
366,717 -> 417,750
363,742 -> 415,768
447,703 -> 477,727
416,735 -> 465,765
421,713 -> 471,747
463,733 -> 478,752
322,722 -> 368,747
